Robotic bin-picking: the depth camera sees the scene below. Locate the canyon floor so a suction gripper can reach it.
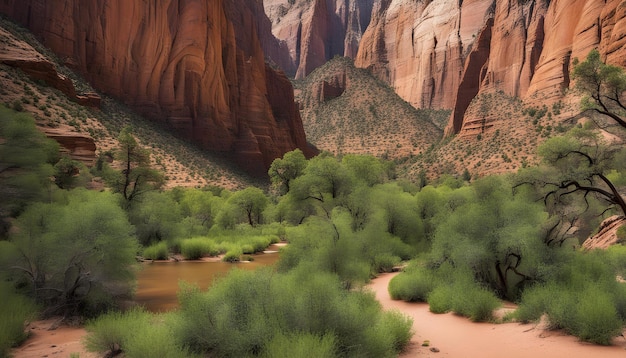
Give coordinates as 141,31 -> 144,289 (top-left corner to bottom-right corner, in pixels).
12,272 -> 626,358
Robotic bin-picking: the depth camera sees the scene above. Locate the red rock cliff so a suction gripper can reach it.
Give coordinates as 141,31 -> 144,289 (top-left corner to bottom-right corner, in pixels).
264,0 -> 375,79
352,0 -> 626,137
447,0 -> 626,136
0,0 -> 312,174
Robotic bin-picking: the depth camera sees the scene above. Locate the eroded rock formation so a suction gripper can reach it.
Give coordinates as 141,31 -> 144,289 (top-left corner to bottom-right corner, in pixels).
351,0 -> 626,137
264,0 -> 375,79
0,0 -> 312,174
355,0 -> 495,110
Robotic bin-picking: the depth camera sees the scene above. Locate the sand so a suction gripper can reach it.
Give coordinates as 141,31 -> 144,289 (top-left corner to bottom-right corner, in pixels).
369,272 -> 626,358
13,272 -> 626,358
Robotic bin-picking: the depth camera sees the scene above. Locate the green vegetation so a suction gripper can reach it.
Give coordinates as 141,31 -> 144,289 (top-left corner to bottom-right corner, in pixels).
2,44 -> 626,355
0,282 -> 37,357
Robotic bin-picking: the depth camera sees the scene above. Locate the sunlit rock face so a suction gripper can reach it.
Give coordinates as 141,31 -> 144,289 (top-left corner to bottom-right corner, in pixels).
264,0 -> 376,79
0,0 -> 313,174
349,0 -> 626,137
355,0 -> 494,110
449,0 -> 626,137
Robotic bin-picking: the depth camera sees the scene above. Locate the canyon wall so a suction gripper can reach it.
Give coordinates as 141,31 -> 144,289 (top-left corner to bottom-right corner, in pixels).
352,0 -> 626,136
0,0 -> 312,174
264,0 -> 375,79
355,0 -> 495,110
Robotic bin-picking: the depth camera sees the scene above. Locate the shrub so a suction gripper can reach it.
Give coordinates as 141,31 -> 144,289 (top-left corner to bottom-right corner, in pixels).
83,308 -> 151,355
372,253 -> 401,273
427,275 -> 499,322
142,242 -> 169,260
123,315 -> 197,358
572,289 -> 623,345
388,266 -> 435,302
261,332 -> 336,358
427,285 -> 454,314
180,238 -> 217,260
222,247 -> 242,262
0,284 -> 37,357
174,268 -> 413,357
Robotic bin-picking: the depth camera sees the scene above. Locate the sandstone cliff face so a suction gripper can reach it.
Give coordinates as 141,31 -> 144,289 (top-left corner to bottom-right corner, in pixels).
450,0 -> 626,137
264,0 -> 375,79
355,0 -> 495,110
0,0 -> 311,174
352,0 -> 626,138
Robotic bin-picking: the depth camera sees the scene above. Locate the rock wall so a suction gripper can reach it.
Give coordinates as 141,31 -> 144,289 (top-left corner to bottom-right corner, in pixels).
0,0 -> 312,175
449,0 -> 626,136
355,0 -> 495,110
264,0 -> 375,79
351,0 -> 626,137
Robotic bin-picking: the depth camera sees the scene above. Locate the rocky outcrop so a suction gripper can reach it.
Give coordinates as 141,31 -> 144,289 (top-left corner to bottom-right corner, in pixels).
43,126 -> 97,166
0,0 -> 312,175
582,215 -> 626,250
0,27 -> 100,108
264,0 -> 375,79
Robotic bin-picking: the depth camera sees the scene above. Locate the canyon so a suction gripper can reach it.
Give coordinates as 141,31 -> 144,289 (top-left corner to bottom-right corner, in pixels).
1,0 -> 625,176
0,0 -> 313,175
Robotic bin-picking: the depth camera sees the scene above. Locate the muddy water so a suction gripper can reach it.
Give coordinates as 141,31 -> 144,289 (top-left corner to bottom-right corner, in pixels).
135,246 -> 280,312
369,272 -> 626,358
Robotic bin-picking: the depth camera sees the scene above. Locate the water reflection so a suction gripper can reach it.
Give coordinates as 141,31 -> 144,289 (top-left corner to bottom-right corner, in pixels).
135,246 -> 280,312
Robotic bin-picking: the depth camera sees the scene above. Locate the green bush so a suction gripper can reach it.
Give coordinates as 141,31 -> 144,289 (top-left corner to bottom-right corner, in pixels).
572,289 -> 623,345
261,332 -> 336,358
83,308 -> 151,355
123,315 -> 197,358
371,253 -> 401,273
427,285 -> 454,314
142,242 -> 169,260
427,276 -> 499,322
222,247 -> 243,262
0,284 -> 37,357
180,238 -> 217,260
174,268 -> 413,357
388,266 -> 435,302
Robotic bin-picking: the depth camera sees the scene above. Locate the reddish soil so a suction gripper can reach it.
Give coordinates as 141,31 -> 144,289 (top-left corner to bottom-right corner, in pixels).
14,272 -> 626,358
369,272 -> 626,358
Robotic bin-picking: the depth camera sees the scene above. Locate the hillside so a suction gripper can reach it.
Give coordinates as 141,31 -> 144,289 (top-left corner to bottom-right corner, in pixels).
294,57 -> 447,159
0,17 -> 259,190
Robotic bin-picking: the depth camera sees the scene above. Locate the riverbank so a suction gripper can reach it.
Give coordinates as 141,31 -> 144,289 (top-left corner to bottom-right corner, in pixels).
369,272 -> 626,358
14,271 -> 626,358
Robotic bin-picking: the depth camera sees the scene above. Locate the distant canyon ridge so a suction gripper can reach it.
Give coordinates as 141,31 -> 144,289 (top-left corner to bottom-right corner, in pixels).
1,0 -> 625,173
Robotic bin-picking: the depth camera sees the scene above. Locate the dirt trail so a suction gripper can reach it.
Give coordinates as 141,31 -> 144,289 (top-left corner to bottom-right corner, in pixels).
369,272 -> 626,358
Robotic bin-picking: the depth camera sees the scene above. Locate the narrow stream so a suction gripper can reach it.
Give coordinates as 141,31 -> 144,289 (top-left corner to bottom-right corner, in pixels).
134,246 -> 280,312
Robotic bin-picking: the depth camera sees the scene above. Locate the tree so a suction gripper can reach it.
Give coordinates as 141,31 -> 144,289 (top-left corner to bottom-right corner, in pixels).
1,189 -> 138,315
515,128 -> 626,244
268,149 -> 307,194
108,126 -> 163,203
0,105 -> 59,238
430,176 -> 550,300
227,187 -> 269,226
572,49 -> 626,128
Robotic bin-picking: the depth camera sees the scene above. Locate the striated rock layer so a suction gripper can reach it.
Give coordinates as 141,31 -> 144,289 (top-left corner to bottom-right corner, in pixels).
264,0 -> 375,79
450,0 -> 626,137
355,0 -> 494,110
0,0 -> 313,175
352,0 -> 626,137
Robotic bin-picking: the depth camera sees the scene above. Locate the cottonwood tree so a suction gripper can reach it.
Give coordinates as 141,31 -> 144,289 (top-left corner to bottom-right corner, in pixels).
1,189 -> 137,315
572,49 -> 626,129
430,176 -> 549,300
268,149 -> 307,194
